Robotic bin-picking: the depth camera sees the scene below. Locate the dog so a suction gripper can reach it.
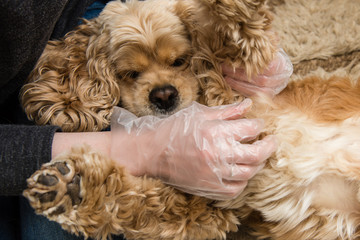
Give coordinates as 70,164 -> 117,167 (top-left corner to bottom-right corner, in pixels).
22,0 -> 360,239
21,0 -> 275,131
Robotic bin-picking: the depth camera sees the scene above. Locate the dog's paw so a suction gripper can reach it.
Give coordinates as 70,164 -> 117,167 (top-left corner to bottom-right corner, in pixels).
23,159 -> 81,217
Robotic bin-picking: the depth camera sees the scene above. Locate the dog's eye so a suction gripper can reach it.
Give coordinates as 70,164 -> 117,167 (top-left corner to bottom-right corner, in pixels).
171,58 -> 186,67
116,73 -> 123,79
127,71 -> 140,79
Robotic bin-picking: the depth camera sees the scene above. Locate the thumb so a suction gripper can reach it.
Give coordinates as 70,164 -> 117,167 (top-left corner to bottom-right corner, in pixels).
111,106 -> 138,125
205,98 -> 253,120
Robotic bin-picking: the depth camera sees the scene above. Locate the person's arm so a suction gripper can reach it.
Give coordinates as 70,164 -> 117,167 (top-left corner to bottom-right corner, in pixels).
0,125 -> 112,196
110,100 -> 277,200
0,125 -> 60,195
0,0 -> 95,105
52,131 -> 111,159
0,0 -> 98,196
53,100 -> 276,201
51,100 -> 276,201
1,100 -> 276,200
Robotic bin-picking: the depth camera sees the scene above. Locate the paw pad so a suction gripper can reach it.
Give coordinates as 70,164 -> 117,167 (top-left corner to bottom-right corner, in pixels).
23,160 -> 82,216
37,174 -> 58,186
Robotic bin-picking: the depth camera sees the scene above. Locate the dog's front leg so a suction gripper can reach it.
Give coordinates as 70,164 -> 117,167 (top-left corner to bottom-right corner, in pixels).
23,145 -> 132,239
24,145 -> 239,240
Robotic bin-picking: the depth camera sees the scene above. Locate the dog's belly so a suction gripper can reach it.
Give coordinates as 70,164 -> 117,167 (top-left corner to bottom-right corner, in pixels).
311,175 -> 360,212
217,113 -> 360,207
274,113 -> 360,184
288,115 -> 360,214
216,112 -> 360,238
243,112 -> 360,228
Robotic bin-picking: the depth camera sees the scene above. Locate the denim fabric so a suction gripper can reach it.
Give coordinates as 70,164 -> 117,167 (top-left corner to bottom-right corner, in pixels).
83,1 -> 108,20
0,196 -> 19,240
82,0 -> 142,21
0,197 -> 126,240
0,196 -> 83,240
19,197 -> 84,240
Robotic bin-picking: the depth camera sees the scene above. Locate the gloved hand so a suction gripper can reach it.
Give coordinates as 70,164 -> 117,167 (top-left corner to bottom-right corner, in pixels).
222,48 -> 293,97
110,99 -> 277,200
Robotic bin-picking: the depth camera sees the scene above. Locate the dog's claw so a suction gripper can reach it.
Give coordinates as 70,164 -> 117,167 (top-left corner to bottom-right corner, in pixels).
67,175 -> 82,205
23,159 -> 82,216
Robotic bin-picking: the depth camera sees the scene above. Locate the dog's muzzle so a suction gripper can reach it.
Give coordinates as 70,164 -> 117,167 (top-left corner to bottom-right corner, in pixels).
149,85 -> 179,113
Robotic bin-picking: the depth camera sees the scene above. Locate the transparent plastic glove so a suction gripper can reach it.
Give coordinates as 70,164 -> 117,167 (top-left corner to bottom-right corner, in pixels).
110,99 -> 277,200
222,48 -> 293,97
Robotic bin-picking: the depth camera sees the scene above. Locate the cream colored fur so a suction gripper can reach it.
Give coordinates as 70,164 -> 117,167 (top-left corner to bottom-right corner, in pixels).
22,0 -> 360,239
221,76 -> 360,239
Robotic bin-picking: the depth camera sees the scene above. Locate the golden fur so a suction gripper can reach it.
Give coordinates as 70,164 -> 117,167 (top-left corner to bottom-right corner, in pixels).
22,0 -> 360,239
21,0 -> 276,131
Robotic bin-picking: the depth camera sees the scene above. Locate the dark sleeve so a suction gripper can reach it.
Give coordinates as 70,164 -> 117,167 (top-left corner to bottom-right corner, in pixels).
0,0 -> 96,196
0,0 -> 95,105
0,125 -> 61,196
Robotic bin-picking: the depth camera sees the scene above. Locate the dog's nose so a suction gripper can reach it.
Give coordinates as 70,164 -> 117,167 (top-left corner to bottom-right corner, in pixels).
149,85 -> 179,111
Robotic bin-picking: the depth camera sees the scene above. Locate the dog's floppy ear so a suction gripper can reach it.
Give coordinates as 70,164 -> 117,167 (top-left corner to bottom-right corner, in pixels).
196,0 -> 277,77
174,0 -> 277,106
21,14 -> 120,132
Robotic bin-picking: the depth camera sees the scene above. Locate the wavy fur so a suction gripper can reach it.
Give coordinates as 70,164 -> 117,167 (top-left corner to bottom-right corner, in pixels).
22,0 -> 360,239
21,0 -> 275,131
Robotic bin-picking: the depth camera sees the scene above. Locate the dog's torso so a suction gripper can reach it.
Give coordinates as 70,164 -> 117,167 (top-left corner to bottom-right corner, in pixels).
21,0 -> 360,239
217,76 -> 360,239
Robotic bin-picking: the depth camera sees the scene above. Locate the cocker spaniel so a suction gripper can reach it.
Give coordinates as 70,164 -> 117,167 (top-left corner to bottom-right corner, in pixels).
22,0 -> 360,239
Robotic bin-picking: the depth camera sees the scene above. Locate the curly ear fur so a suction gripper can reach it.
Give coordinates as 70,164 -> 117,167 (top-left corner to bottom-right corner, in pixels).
21,18 -> 120,132
21,0 -> 277,129
196,0 -> 277,76
176,0 -> 277,106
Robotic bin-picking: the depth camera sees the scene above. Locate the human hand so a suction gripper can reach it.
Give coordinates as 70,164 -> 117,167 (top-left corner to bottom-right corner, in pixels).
222,48 -> 293,97
110,100 -> 277,200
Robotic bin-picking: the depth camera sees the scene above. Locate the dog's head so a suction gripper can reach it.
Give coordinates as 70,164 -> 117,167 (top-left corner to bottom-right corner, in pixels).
22,0 -> 276,131
98,0 -> 276,115
98,0 -> 199,117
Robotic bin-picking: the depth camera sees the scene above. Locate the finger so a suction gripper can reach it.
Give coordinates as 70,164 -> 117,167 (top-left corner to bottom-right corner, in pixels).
172,179 -> 248,200
204,98 -> 253,120
222,163 -> 265,181
221,63 -> 247,80
222,63 -> 279,87
219,136 -> 277,166
232,135 -> 278,165
111,106 -> 137,124
225,76 -> 277,98
222,48 -> 293,88
251,72 -> 285,88
211,181 -> 248,200
252,55 -> 286,87
252,49 -> 293,87
217,118 -> 265,142
187,181 -> 248,200
272,79 -> 289,95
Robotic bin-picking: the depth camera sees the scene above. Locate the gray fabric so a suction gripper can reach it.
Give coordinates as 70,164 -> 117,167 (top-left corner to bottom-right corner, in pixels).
0,125 -> 61,195
0,0 -> 95,104
0,0 -> 95,195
